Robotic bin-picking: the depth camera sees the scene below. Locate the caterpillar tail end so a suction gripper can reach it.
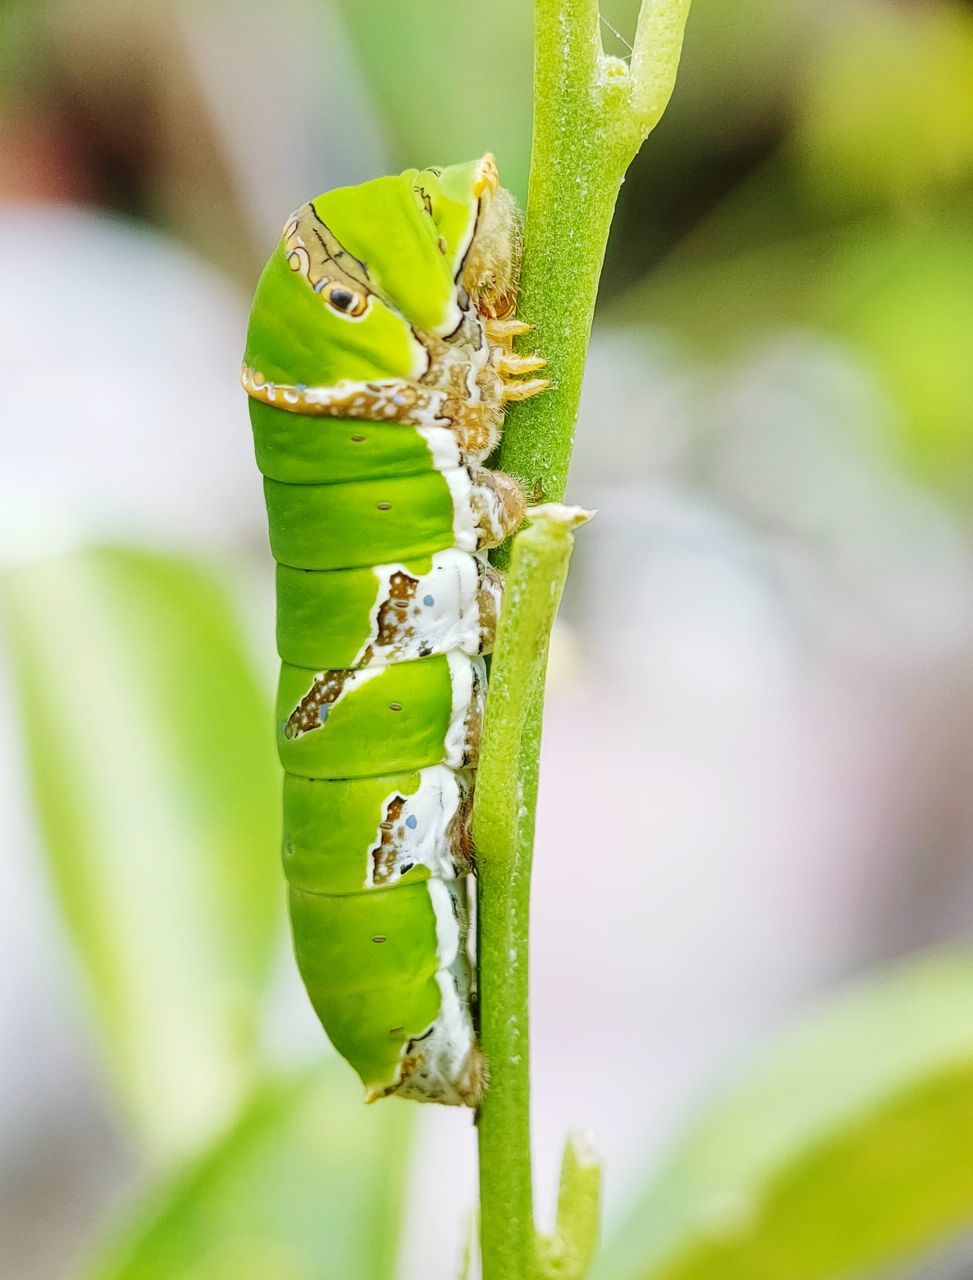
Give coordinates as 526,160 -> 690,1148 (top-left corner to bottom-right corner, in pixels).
364,1042 -> 486,1108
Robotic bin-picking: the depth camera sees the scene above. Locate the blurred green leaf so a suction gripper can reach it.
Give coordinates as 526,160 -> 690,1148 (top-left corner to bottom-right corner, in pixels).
332,0 -> 534,201
0,0 -> 45,99
795,1 -> 973,214
612,210 -> 973,492
1,546 -> 281,1158
818,217 -> 973,489
596,950 -> 973,1280
608,221 -> 823,348
634,0 -> 806,144
332,0 -> 804,212
84,1064 -> 414,1280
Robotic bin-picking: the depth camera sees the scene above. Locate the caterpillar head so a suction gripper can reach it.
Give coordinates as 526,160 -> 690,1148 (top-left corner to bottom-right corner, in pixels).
243,155 -> 523,391
413,154 -> 523,321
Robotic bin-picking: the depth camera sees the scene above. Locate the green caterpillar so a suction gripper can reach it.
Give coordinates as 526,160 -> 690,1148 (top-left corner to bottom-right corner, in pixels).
242,155 -> 546,1106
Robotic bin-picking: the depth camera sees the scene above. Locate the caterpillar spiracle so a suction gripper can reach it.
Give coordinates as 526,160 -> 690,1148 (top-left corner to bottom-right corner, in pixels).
242,155 -> 547,1106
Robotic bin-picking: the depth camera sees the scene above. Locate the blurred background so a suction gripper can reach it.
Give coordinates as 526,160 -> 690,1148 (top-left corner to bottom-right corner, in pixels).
4,0 -> 973,1276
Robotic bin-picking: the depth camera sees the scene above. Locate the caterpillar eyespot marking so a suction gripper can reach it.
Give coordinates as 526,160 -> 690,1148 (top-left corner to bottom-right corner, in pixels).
243,154 -> 546,1107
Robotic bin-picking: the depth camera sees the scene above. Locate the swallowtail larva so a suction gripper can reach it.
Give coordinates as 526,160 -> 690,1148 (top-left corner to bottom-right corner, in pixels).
242,155 -> 545,1106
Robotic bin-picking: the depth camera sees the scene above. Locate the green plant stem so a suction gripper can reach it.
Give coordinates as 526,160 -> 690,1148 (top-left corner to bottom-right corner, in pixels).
476,2 -> 692,1277
475,508 -> 590,1280
496,0 -> 693,514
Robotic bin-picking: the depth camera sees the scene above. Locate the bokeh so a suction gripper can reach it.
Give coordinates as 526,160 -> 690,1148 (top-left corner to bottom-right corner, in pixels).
4,1 -> 973,1277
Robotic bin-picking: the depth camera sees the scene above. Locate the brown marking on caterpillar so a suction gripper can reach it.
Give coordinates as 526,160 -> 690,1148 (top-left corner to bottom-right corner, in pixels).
374,569 -> 420,645
356,569 -> 421,667
283,668 -> 355,739
357,562 -> 502,668
285,203 -> 375,303
370,794 -> 408,887
242,362 -> 504,460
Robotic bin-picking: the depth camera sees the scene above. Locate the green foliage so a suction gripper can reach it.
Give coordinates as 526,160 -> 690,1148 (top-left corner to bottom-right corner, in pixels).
819,218 -> 973,486
84,1064 -> 413,1280
795,3 -> 973,213
597,951 -> 973,1280
1,547 -> 281,1158
333,0 -> 535,200
605,1 -> 973,496
612,212 -> 973,491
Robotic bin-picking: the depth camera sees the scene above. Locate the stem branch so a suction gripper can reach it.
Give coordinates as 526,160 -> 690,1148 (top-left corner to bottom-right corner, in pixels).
537,1129 -> 604,1279
630,0 -> 694,134
475,507 -> 591,1280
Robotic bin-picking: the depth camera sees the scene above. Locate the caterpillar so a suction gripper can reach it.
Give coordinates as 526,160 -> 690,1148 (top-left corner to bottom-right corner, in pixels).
242,155 -> 546,1106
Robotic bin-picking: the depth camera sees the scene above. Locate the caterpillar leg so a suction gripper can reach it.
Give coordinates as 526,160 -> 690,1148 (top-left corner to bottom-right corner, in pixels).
467,466 -> 526,547
501,377 -> 550,404
486,317 -> 532,343
497,352 -> 547,377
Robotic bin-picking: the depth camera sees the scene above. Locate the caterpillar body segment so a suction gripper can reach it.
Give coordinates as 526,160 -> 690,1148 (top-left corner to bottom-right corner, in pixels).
282,767 -> 475,896
274,550 -> 502,671
243,155 -> 546,1106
